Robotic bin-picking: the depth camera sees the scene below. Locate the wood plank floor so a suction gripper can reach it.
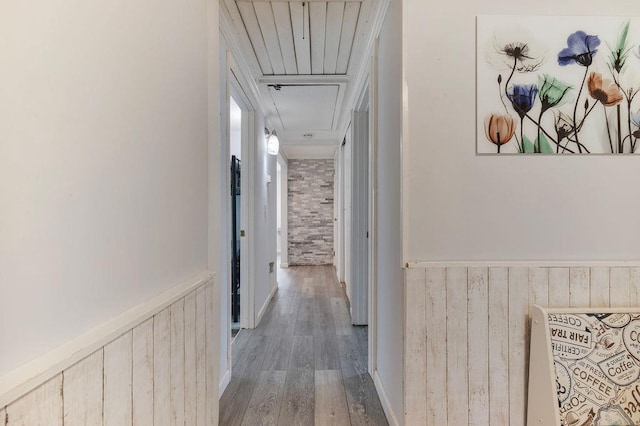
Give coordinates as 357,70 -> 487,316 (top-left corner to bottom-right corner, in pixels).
219,265 -> 388,426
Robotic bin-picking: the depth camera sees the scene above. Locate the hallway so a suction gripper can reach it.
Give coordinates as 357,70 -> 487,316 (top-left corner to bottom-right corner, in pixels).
219,266 -> 388,425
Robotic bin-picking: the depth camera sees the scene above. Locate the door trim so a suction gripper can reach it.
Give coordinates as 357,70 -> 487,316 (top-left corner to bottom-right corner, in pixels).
241,110 -> 256,329
228,67 -> 256,331
277,153 -> 289,268
368,39 -> 379,376
223,51 -> 257,391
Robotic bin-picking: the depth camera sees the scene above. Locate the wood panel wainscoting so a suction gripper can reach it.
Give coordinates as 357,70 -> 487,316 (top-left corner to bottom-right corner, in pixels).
404,264 -> 640,426
0,273 -> 216,426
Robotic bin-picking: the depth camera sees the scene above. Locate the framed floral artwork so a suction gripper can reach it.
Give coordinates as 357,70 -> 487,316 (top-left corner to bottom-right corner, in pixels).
477,16 -> 640,154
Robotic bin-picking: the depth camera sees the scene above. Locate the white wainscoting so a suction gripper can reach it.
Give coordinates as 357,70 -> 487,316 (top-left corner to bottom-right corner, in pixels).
404,265 -> 640,425
0,275 -> 216,426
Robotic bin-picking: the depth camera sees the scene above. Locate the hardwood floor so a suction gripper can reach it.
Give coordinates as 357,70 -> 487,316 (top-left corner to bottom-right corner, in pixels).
219,265 -> 388,426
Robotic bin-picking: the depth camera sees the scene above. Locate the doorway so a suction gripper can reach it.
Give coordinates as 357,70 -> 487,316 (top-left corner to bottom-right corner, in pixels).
229,96 -> 243,338
221,52 -> 258,393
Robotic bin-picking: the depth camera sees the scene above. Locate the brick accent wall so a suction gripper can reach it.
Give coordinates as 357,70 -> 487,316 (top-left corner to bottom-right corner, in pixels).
288,159 -> 334,265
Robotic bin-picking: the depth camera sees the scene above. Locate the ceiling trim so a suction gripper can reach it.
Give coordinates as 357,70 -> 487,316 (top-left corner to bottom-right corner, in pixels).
229,68 -> 254,111
332,84 -> 347,131
335,0 -> 391,140
220,1 -> 271,118
355,79 -> 370,111
258,75 -> 350,85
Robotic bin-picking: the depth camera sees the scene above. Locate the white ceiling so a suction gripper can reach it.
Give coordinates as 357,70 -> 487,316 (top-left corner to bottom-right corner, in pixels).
221,0 -> 387,158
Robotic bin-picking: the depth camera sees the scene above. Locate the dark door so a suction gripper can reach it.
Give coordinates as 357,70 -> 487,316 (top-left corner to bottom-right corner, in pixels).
231,155 -> 241,327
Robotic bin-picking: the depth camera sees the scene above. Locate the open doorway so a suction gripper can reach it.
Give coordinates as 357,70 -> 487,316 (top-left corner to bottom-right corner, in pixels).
229,96 -> 242,338
334,88 -> 371,328
226,67 -> 255,345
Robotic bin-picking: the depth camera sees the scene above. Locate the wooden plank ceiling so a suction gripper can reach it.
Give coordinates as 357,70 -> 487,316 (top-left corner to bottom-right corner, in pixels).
224,0 -> 382,157
235,1 -> 363,76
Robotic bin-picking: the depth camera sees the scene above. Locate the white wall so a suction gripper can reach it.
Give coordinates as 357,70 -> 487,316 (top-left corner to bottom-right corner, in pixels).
375,0 -> 404,422
0,0 -> 214,378
253,114 -> 278,319
404,0 -> 640,262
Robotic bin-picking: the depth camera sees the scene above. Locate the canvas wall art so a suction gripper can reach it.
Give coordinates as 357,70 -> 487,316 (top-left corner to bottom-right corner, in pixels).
477,16 -> 640,154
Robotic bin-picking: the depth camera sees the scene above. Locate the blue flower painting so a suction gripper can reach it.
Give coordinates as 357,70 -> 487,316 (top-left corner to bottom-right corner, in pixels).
477,16 -> 640,154
507,84 -> 538,118
558,31 -> 601,67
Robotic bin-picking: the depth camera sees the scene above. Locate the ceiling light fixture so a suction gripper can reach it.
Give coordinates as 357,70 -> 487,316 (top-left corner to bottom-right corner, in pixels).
265,128 -> 280,156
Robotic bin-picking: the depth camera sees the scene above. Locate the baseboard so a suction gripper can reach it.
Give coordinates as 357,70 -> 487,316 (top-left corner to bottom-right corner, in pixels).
373,370 -> 400,426
0,271 -> 214,409
219,368 -> 231,397
255,282 -> 278,326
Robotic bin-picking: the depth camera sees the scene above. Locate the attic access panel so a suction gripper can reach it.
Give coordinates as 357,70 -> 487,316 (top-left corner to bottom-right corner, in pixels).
268,84 -> 339,131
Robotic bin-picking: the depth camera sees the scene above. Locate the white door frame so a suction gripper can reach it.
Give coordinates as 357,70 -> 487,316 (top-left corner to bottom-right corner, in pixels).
226,55 -> 257,339
239,110 -> 256,330
220,49 -> 257,394
343,127 -> 353,304
368,40 -> 379,376
334,146 -> 344,282
277,153 -> 289,268
222,52 -> 233,384
228,68 -> 256,331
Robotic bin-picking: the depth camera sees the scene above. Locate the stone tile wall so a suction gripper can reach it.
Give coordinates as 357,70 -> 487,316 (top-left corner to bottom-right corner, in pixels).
288,159 -> 334,265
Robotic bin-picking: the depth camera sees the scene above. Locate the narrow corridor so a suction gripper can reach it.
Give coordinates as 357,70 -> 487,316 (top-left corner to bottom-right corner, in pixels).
219,265 -> 388,425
